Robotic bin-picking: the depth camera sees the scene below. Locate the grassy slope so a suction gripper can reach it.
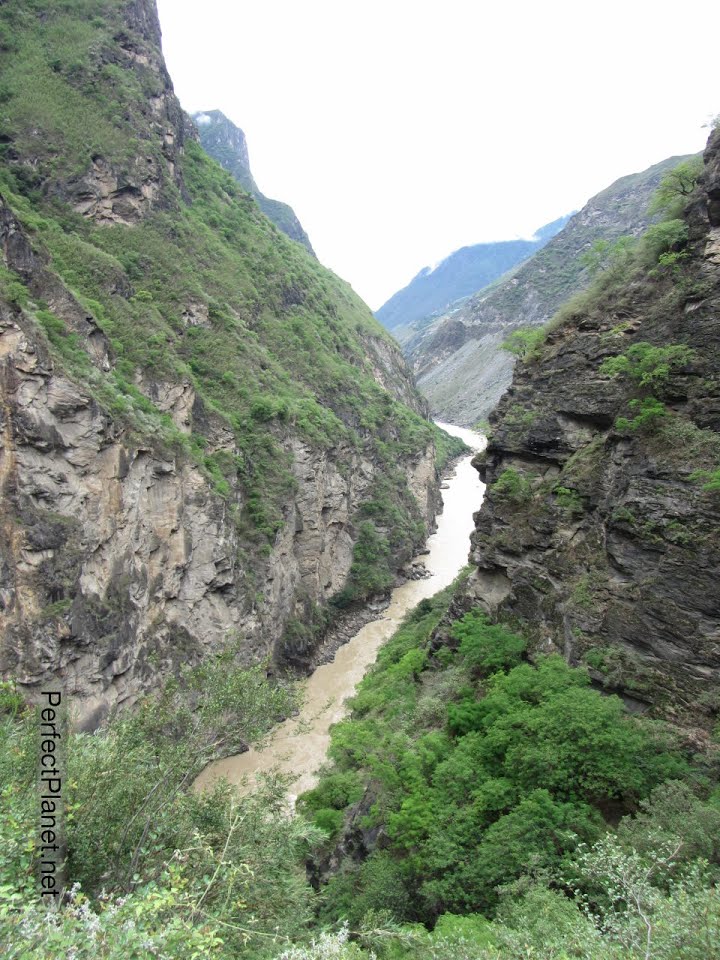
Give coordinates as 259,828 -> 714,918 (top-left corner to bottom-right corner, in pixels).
0,0 -> 463,577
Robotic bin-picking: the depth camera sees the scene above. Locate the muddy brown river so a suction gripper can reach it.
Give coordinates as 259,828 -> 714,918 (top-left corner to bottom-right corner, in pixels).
194,422 -> 486,802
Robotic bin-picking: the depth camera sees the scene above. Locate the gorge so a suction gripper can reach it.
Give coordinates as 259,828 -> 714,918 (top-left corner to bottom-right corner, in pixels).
0,1 -> 719,958
195,421 -> 485,801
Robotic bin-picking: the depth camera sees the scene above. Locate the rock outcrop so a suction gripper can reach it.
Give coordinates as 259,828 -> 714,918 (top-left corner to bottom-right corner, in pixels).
461,131 -> 720,723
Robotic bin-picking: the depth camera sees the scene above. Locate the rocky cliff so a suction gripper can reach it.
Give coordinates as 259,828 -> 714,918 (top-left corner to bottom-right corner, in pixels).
461,130 -> 720,723
193,109 -> 315,255
0,0 -> 449,728
411,156 -> 693,426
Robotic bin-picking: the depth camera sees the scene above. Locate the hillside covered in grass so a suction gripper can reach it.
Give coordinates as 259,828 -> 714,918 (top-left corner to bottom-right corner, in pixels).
0,0 -> 462,725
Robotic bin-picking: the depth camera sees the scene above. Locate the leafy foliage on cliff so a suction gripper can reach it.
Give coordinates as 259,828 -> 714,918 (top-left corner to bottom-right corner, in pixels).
301,590 -> 713,929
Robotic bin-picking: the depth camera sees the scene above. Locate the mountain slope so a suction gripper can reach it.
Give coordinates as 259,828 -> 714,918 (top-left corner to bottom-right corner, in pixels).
0,0 -> 459,726
375,215 -> 570,333
462,127 -> 720,715
412,155 -> 694,425
192,109 -> 315,255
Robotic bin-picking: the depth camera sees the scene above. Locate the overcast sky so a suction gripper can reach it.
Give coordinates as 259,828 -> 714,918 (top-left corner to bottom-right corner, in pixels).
156,0 -> 719,310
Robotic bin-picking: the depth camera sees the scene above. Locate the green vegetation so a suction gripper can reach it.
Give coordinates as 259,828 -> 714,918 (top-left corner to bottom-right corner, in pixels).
0,654 -> 323,958
691,467 -> 720,493
553,484 -> 584,515
299,586 -> 718,955
648,156 -> 704,219
2,586 -> 718,958
601,342 -> 694,432
0,0 -> 457,619
579,235 -> 636,277
1,7 -> 718,959
501,327 -> 544,360
600,343 -> 694,390
491,468 -> 532,502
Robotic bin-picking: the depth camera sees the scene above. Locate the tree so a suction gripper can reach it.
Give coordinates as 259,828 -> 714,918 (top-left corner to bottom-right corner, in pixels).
648,157 -> 703,219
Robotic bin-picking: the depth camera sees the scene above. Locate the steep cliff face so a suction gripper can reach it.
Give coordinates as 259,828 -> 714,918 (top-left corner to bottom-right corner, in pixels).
0,0 -> 447,727
462,131 -> 720,722
193,109 -> 315,255
410,156 -> 693,426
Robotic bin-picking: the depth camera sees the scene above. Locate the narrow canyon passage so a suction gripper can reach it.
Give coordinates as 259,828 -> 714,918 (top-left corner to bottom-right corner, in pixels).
195,422 -> 486,802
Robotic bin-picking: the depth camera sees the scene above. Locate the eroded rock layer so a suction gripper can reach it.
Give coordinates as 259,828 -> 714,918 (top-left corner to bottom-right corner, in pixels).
462,130 -> 720,721
0,0 -> 444,727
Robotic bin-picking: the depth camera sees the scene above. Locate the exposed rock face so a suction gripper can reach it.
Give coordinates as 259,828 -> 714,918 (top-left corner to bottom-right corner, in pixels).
50,0 -> 195,224
193,110 -> 315,255
408,156 -> 694,426
0,1 -> 441,727
0,288 -> 437,729
461,132 -> 720,721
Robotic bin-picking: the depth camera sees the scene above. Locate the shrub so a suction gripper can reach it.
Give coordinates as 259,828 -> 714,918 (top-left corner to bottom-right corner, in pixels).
638,219 -> 689,265
553,485 -> 584,515
502,327 -> 544,359
648,157 -> 703,220
491,468 -> 532,503
600,342 -> 693,389
452,611 -> 526,675
616,396 -> 668,433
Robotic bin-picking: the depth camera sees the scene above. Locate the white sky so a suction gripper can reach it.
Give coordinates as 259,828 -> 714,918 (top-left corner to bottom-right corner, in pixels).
156,0 -> 719,310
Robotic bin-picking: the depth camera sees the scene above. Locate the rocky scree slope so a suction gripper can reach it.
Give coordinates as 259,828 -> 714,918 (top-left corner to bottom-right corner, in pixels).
376,216 -> 569,335
460,130 -> 720,724
411,156 -> 692,426
0,0 -> 453,728
192,109 -> 315,256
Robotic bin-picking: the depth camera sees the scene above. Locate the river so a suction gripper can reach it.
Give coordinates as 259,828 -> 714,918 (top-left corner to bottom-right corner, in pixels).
194,422 -> 486,802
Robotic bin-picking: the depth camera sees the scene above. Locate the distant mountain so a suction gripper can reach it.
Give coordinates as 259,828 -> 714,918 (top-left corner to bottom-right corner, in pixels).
193,109 -> 315,255
409,155 -> 694,426
375,215 -> 571,333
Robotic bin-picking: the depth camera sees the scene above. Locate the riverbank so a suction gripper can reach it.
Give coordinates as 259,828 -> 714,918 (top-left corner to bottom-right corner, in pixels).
194,422 -> 486,802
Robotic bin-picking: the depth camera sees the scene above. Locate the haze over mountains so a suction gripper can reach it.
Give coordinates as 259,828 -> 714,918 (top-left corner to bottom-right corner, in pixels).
193,108 -> 315,255
390,155 -> 693,425
375,215 -> 571,334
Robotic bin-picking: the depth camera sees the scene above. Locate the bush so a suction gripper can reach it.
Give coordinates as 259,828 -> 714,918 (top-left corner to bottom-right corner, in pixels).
491,468 -> 531,503
452,611 -> 526,675
600,342 -> 693,389
501,327 -> 544,359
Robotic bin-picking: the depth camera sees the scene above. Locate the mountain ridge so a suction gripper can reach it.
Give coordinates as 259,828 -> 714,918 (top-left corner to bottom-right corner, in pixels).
460,129 -> 720,716
192,108 -> 315,255
410,154 -> 694,425
0,0 -> 456,727
375,214 -> 571,333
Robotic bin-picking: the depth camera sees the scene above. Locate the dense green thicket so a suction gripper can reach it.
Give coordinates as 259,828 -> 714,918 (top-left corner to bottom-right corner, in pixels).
1,588 -> 718,958
302,592 -> 717,924
294,589 -> 720,959
0,662 -> 322,958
